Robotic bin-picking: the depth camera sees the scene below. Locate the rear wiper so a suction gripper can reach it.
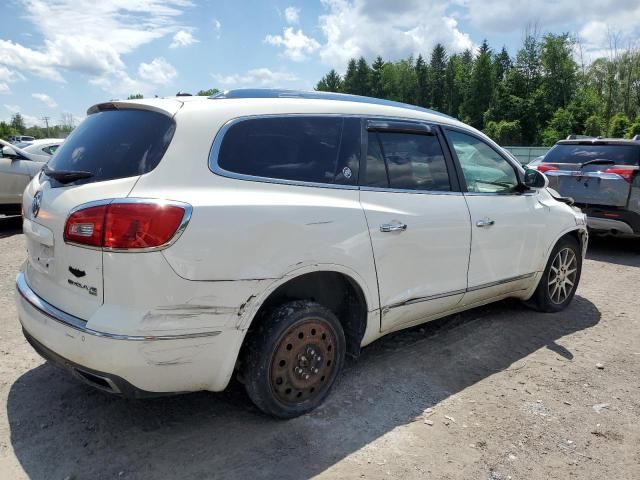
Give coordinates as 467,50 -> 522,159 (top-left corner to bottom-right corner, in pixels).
579,159 -> 615,168
43,165 -> 94,184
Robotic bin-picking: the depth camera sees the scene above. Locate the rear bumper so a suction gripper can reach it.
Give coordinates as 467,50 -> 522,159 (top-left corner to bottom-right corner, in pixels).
16,272 -> 245,394
580,205 -> 640,235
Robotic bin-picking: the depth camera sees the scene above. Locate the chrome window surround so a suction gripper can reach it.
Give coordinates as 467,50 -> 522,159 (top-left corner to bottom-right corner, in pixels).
63,197 -> 193,253
16,272 -> 221,341
208,114 -> 466,195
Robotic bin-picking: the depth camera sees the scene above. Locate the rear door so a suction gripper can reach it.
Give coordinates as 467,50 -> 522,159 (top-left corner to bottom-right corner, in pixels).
359,120 -> 471,332
22,105 -> 178,320
0,156 -> 32,205
539,143 -> 640,206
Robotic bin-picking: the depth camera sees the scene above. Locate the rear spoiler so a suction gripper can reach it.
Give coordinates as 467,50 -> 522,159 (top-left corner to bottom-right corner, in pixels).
87,99 -> 183,118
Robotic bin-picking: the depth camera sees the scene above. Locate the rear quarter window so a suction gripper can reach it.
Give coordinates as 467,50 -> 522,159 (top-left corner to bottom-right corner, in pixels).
215,116 -> 360,185
45,109 -> 175,187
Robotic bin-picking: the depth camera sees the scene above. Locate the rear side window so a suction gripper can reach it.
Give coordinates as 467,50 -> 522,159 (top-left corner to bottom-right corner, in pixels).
217,116 -> 360,185
544,144 -> 640,166
46,109 -> 175,186
364,131 -> 451,191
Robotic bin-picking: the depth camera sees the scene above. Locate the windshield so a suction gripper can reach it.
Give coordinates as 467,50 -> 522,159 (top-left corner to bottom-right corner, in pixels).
46,109 -> 175,187
544,144 -> 640,166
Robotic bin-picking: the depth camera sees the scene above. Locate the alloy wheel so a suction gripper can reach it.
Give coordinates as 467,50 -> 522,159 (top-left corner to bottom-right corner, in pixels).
547,247 -> 578,304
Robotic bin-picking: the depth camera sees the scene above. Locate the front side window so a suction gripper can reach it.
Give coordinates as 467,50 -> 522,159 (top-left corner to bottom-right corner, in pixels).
363,130 -> 451,191
217,116 -> 360,185
446,130 -> 518,193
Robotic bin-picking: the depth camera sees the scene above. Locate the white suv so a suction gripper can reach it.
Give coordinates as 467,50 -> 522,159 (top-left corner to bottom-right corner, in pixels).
16,90 -> 588,418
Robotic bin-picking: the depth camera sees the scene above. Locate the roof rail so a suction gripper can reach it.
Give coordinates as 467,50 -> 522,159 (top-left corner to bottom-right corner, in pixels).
633,134 -> 640,141
210,88 -> 454,119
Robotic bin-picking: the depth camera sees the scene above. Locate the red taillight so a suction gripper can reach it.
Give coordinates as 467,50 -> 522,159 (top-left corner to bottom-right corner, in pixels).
535,164 -> 559,173
64,205 -> 106,247
64,201 -> 187,250
603,167 -> 635,183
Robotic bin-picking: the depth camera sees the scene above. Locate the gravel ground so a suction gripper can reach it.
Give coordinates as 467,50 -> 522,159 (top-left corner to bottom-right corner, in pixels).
0,215 -> 638,480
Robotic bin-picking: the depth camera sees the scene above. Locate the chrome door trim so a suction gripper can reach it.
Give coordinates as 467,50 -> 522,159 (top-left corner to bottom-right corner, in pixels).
465,272 -> 535,293
381,273 -> 536,312
16,272 -> 221,341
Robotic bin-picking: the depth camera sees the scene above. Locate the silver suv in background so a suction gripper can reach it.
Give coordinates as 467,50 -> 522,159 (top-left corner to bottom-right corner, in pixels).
529,137 -> 640,236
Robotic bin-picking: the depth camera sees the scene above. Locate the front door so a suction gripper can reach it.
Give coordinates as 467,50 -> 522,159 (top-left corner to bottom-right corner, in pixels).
359,120 -> 471,332
443,128 -> 546,301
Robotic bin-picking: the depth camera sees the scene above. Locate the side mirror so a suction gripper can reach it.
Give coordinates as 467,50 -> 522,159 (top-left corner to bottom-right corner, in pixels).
2,145 -> 18,158
523,168 -> 549,189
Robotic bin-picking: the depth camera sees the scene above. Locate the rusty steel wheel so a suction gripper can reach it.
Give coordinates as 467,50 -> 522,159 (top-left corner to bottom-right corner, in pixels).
269,319 -> 337,404
243,300 -> 346,418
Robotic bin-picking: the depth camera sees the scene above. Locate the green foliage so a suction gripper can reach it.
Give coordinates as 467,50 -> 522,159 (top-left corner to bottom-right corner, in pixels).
542,108 -> 575,145
0,121 -> 16,139
196,89 -> 220,96
484,120 -> 521,145
607,113 -> 631,138
127,94 -> 144,99
626,116 -> 640,138
10,113 -> 26,133
584,115 -> 605,137
316,70 -> 342,92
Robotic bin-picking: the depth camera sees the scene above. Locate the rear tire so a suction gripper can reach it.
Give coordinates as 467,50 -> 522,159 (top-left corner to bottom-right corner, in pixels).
243,300 -> 346,419
526,235 -> 582,313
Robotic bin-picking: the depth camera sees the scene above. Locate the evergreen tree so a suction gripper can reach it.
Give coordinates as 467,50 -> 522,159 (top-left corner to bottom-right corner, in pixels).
494,46 -> 512,83
415,54 -> 429,107
370,56 -> 386,98
342,59 -> 358,94
10,113 -> 26,133
429,43 -> 447,111
316,70 -> 342,92
354,57 -> 372,96
464,40 -> 494,129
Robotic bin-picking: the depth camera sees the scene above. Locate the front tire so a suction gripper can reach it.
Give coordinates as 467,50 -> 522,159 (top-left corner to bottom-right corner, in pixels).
527,235 -> 582,312
242,300 -> 346,419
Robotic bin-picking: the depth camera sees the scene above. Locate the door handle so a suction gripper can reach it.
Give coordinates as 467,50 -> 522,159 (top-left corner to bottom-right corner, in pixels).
380,223 -> 407,233
476,218 -> 495,228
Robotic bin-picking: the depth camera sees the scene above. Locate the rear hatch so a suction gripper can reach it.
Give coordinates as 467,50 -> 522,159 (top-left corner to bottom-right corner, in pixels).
535,142 -> 640,206
22,102 -> 179,320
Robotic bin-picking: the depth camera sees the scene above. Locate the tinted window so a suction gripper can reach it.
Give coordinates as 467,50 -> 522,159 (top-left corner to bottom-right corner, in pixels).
544,144 -> 640,166
46,109 -> 175,187
218,117 -> 359,185
446,130 -> 518,193
364,131 -> 451,191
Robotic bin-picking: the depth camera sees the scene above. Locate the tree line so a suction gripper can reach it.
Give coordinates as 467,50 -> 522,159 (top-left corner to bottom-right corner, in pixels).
316,31 -> 640,146
0,112 -> 75,140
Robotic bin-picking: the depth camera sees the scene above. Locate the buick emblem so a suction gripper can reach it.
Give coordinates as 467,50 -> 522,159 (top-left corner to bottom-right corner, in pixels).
32,191 -> 43,218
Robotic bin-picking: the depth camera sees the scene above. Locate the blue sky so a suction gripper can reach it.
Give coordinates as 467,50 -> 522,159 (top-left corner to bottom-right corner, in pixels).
1,0 -> 639,128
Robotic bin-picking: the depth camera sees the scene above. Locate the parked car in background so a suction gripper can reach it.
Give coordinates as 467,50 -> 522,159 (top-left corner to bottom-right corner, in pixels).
529,136 -> 640,237
8,135 -> 35,144
16,90 -> 587,418
0,138 -> 64,214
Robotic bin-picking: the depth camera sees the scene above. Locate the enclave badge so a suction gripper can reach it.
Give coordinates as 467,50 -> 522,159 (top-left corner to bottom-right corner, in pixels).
32,190 -> 43,218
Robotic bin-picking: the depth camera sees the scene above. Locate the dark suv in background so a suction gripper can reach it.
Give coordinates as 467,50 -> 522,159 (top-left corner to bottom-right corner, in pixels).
530,136 -> 640,237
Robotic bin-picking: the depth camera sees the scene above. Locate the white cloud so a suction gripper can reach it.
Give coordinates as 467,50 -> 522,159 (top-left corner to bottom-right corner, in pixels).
212,68 -> 298,87
213,19 -> 222,39
0,0 -> 194,94
32,93 -> 58,108
284,6 -> 300,25
315,0 -> 474,69
170,30 -> 198,48
138,58 -> 177,85
265,27 -> 321,61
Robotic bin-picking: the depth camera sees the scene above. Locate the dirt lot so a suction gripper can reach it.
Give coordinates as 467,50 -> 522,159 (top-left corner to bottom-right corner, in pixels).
0,215 -> 638,480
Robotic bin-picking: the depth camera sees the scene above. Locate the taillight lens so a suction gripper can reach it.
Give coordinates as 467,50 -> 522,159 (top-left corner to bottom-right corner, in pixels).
603,167 -> 635,183
64,201 -> 188,250
535,164 -> 559,173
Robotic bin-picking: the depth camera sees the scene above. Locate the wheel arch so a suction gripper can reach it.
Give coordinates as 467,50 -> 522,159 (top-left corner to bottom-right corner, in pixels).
239,267 -> 373,360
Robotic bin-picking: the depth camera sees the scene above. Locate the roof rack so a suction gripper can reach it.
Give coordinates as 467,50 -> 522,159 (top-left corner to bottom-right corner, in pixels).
633,134 -> 640,141
565,134 -> 596,140
209,89 -> 454,119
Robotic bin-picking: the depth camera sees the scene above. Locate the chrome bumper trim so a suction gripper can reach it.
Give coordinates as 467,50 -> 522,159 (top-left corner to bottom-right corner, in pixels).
16,272 -> 221,341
